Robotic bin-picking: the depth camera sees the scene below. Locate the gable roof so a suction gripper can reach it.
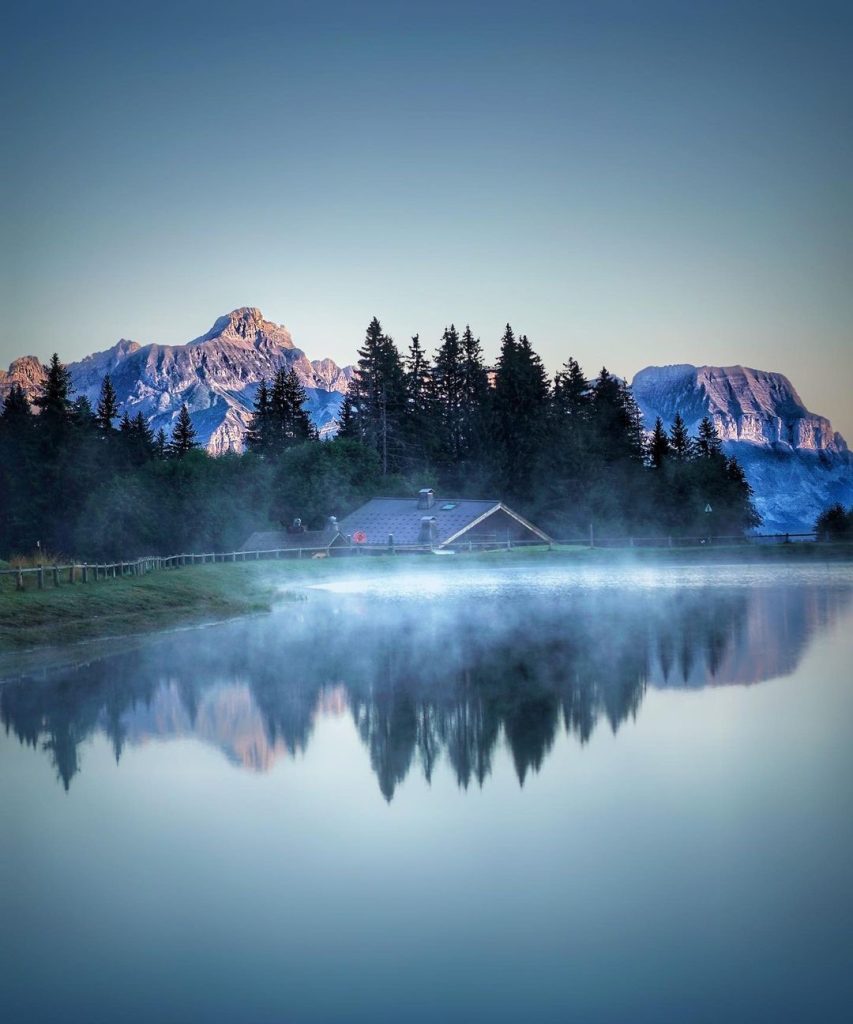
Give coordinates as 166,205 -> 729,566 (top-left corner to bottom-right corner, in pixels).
240,530 -> 340,552
336,497 -> 549,547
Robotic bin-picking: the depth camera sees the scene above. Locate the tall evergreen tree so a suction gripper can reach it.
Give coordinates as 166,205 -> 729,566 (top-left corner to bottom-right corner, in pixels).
154,427 -> 168,460
648,416 -> 671,468
96,375 -> 119,430
245,379 -> 273,455
696,415 -> 723,459
168,404 -> 198,458
491,326 -> 549,501
269,367 -> 316,453
0,384 -> 32,427
433,325 -> 467,467
34,354 -> 74,424
459,325 -> 490,470
402,334 -> 436,474
344,318 -> 407,475
669,412 -> 693,461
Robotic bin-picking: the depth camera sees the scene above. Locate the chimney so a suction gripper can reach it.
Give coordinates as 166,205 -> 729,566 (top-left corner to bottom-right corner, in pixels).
417,488 -> 435,510
419,516 -> 438,545
326,515 -> 339,535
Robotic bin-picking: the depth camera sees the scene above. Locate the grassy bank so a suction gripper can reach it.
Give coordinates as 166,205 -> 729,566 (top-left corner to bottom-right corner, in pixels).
2,543 -> 852,654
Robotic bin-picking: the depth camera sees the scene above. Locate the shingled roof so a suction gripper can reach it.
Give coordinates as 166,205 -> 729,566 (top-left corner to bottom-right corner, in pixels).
336,494 -> 550,548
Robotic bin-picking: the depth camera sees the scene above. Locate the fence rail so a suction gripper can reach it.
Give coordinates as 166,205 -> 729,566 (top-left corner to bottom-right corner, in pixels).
0,531 -> 822,592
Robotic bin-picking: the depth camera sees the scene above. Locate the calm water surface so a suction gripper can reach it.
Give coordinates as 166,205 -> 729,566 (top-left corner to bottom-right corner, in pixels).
2,563 -> 852,1023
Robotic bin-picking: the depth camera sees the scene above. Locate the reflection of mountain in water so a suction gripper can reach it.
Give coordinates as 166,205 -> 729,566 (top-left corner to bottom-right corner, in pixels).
2,582 -> 849,799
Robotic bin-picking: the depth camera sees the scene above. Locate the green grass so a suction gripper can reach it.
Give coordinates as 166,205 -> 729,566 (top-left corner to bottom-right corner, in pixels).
1,542 -> 851,654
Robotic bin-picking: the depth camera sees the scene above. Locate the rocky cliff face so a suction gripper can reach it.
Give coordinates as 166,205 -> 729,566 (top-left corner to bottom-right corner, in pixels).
632,364 -> 852,533
0,308 -> 351,453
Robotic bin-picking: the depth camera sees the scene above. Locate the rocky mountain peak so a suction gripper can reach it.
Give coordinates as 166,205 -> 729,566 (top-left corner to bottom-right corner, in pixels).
0,355 -> 45,395
190,307 -> 294,351
632,363 -> 846,454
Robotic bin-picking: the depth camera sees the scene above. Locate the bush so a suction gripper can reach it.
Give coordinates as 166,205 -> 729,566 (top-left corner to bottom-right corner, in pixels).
814,503 -> 853,542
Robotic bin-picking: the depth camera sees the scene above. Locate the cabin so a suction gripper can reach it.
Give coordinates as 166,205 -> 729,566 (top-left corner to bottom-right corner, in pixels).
240,517 -> 346,555
336,489 -> 551,550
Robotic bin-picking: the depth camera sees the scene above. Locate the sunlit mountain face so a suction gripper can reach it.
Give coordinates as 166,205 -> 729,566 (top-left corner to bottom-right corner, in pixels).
2,567 -> 850,799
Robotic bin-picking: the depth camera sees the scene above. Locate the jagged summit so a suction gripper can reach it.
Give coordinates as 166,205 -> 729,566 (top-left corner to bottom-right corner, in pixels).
189,307 -> 295,351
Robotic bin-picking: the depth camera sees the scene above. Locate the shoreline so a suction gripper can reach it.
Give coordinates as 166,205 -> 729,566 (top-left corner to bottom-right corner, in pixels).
2,544 -> 852,666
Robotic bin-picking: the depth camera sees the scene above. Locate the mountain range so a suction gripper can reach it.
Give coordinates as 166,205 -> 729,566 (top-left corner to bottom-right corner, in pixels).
0,307 -> 352,453
632,364 -> 852,532
1,309 -> 850,532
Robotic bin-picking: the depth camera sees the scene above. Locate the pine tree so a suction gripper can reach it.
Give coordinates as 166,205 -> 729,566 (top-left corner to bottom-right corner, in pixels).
459,325 -> 490,475
433,325 -> 466,466
1,384 -> 32,426
344,318 -> 407,474
648,416 -> 670,468
245,379 -> 272,455
669,412 -> 693,461
34,354 -> 74,423
402,334 -> 436,473
553,357 -> 589,422
168,404 -> 198,458
96,375 -> 119,430
154,427 -> 168,459
72,395 -> 97,429
268,367 -> 316,454
491,326 -> 549,500
133,412 -> 155,449
696,415 -> 723,459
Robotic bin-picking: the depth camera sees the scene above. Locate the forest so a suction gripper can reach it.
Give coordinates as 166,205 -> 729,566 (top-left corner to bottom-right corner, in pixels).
0,319 -> 760,559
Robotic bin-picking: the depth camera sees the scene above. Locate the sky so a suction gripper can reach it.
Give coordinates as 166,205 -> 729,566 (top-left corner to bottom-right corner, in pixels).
2,0 -> 852,436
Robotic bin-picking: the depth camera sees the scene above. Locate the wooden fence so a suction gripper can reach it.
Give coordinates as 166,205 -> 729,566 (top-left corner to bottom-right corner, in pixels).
0,531 -> 820,592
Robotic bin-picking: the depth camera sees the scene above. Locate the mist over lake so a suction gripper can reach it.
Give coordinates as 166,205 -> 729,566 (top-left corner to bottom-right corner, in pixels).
2,562 -> 852,1023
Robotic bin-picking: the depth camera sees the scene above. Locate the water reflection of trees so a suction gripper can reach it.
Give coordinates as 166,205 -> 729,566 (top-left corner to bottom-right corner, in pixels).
1,583 -> 847,798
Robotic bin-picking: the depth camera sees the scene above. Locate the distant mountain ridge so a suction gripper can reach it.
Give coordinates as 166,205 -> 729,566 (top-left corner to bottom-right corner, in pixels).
0,308 -> 352,453
632,364 -> 852,533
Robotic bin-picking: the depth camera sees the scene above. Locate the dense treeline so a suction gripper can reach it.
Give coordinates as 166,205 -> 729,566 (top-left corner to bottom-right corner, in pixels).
0,321 -> 759,559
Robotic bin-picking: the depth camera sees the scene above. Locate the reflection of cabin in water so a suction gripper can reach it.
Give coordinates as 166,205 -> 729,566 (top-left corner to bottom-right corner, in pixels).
337,489 -> 550,549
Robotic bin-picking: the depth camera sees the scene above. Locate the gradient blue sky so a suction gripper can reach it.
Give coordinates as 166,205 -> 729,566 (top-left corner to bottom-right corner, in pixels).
3,0 -> 852,435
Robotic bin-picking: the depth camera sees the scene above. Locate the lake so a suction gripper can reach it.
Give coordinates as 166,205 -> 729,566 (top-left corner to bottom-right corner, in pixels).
2,562 -> 852,1023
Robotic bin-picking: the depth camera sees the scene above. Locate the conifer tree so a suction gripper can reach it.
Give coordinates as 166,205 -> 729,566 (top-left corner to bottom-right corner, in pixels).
491,326 -> 549,500
34,354 -> 74,424
344,317 -> 407,474
696,415 -> 723,459
669,412 -> 693,461
154,427 -> 168,460
648,417 -> 671,468
433,325 -> 466,465
553,357 -> 589,422
168,404 -> 198,458
268,367 -> 316,453
133,412 -> 154,449
402,334 -> 435,473
245,379 -> 272,455
96,374 -> 119,430
1,384 -> 32,426
459,325 -> 490,476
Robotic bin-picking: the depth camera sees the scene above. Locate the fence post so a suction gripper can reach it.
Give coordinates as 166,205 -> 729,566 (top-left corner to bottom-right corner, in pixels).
83,563 -> 89,583
589,523 -> 595,549
38,564 -> 45,590
16,568 -> 24,591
